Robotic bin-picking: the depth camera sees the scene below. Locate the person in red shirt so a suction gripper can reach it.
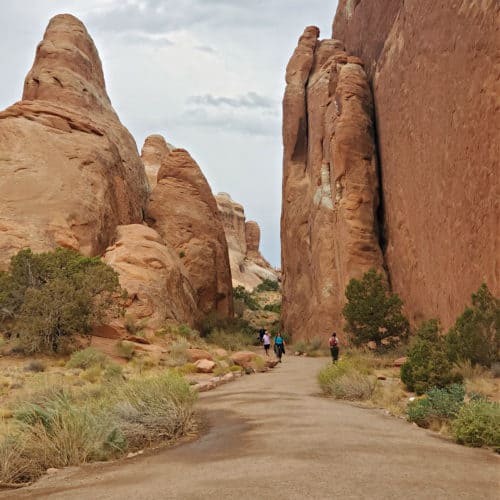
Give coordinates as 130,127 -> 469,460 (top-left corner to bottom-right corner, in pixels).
329,332 -> 339,363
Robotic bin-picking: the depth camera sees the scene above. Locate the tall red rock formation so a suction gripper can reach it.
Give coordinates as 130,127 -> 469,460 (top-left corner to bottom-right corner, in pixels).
141,134 -> 172,189
103,225 -> 198,335
333,0 -> 500,327
216,193 -> 278,290
0,14 -> 148,268
147,150 -> 234,317
281,27 -> 384,340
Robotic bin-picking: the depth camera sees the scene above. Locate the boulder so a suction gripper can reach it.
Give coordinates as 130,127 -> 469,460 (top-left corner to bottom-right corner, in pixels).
147,148 -> 233,317
231,351 -> 257,369
103,225 -> 198,334
265,359 -> 279,369
212,348 -> 229,358
281,27 -> 384,341
187,348 -> 213,362
194,359 -> 216,373
367,342 -> 378,351
0,14 -> 148,269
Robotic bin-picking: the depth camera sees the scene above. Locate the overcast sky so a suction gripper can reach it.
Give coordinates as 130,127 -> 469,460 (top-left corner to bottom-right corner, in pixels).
0,0 -> 338,267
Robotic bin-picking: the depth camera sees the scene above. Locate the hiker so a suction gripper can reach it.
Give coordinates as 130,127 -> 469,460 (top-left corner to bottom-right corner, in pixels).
262,330 -> 271,356
329,332 -> 339,363
274,332 -> 286,362
258,328 -> 265,343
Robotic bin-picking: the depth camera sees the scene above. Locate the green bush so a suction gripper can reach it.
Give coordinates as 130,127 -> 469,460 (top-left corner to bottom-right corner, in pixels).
67,347 -> 108,370
407,384 -> 465,428
318,359 -> 376,400
198,312 -> 257,346
452,399 -> 500,450
401,320 -> 462,395
264,302 -> 281,314
255,279 -> 279,292
232,286 -> 259,311
446,284 -> 500,368
0,248 -> 120,353
116,341 -> 135,360
342,269 -> 409,348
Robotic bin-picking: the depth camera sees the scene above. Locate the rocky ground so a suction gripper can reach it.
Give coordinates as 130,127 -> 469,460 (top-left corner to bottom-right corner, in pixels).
5,355 -> 498,500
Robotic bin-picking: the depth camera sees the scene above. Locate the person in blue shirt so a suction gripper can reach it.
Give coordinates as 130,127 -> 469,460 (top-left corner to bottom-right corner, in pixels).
273,332 -> 286,362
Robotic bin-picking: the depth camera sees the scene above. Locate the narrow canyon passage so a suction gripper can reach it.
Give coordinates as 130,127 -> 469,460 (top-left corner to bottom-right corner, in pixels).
6,357 -> 498,500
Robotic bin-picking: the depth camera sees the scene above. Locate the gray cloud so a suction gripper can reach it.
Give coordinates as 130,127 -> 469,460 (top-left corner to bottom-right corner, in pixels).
187,92 -> 274,110
177,106 -> 280,137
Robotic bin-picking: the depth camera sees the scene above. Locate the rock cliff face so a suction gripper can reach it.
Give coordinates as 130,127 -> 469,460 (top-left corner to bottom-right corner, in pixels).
281,27 -> 384,339
216,193 -> 278,290
103,225 -> 198,335
0,14 -> 148,268
147,150 -> 234,317
141,135 -> 172,189
333,0 -> 500,327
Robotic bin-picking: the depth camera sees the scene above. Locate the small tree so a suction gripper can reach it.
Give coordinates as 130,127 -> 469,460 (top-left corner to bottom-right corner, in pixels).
401,319 -> 461,395
0,248 -> 120,353
342,268 -> 409,347
446,284 -> 500,367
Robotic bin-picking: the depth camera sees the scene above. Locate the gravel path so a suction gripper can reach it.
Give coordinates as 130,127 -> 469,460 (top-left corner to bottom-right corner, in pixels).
5,356 -> 499,499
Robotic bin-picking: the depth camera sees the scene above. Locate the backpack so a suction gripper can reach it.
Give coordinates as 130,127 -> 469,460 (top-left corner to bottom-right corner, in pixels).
329,336 -> 338,348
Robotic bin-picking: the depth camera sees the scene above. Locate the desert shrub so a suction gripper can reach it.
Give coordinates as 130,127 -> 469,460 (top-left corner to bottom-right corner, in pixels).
67,347 -> 108,370
207,329 -> 250,352
342,268 -> 409,348
113,372 -> 196,449
23,360 -> 46,373
255,279 -> 279,292
229,364 -> 242,372
318,360 -> 376,400
0,248 -> 120,353
0,434 -> 41,485
401,320 -> 462,395
370,381 -> 407,416
293,337 -> 324,356
251,356 -> 266,372
232,286 -> 259,311
177,323 -> 198,340
103,363 -> 124,382
446,284 -> 500,368
81,365 -> 103,384
166,339 -> 189,367
116,341 -> 135,360
177,363 -> 198,375
13,390 -> 125,470
264,302 -> 281,314
407,384 -> 465,428
452,399 -> 500,450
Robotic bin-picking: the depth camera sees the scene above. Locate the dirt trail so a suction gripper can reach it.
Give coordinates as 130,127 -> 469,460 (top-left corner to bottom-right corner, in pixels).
5,356 -> 499,499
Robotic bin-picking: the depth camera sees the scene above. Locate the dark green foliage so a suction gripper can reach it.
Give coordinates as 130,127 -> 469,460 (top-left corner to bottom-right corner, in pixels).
407,384 -> 465,427
401,320 -> 462,394
232,286 -> 259,311
0,248 -> 120,353
263,302 -> 281,314
452,399 -> 500,450
197,312 -> 256,342
342,269 -> 409,347
446,284 -> 500,368
255,279 -> 279,292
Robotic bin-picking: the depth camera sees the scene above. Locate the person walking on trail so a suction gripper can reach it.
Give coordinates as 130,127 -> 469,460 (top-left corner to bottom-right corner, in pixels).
329,332 -> 339,363
274,332 -> 286,362
262,331 -> 271,356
